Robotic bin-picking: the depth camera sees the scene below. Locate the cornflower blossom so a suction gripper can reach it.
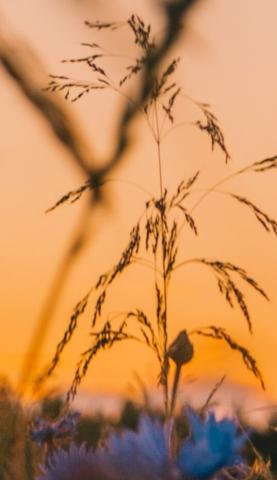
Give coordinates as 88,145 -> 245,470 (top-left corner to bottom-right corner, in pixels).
99,415 -> 179,480
177,409 -> 247,479
37,415 -> 179,480
36,443 -> 108,480
31,411 -> 80,446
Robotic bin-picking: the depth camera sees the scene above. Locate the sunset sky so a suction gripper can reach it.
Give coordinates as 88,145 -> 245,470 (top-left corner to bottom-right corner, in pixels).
0,0 -> 277,410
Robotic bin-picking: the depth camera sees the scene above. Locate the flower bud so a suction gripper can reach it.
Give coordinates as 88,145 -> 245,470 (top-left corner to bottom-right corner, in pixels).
167,330 -> 194,366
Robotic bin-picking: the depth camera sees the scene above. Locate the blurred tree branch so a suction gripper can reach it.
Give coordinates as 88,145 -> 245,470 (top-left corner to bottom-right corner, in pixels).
0,0 -> 199,395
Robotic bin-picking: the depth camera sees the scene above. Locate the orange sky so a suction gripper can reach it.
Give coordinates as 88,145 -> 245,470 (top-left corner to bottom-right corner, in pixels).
0,0 -> 277,408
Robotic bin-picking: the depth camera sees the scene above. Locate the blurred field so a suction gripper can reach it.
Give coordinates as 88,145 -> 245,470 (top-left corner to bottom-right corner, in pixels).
1,380 -> 277,479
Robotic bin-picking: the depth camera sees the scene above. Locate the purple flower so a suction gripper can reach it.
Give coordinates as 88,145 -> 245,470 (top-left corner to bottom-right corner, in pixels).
37,416 -> 179,480
30,417 -> 55,446
177,409 -> 247,479
54,412 -> 80,440
99,415 -> 179,480
37,443 -> 108,480
31,412 -> 80,446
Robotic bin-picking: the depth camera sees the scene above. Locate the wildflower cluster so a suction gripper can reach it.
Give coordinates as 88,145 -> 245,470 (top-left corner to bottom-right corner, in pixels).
33,409 -> 247,480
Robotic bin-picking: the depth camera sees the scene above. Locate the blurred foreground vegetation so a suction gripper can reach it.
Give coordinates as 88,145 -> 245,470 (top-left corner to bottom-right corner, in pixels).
0,380 -> 277,480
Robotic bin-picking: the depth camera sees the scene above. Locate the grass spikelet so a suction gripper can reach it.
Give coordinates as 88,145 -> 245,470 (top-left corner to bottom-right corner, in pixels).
249,154 -> 277,173
178,258 -> 269,333
228,194 -> 277,236
127,309 -> 162,363
192,326 -> 265,389
84,20 -> 126,31
195,102 -> 231,162
67,320 -> 134,403
35,291 -> 92,389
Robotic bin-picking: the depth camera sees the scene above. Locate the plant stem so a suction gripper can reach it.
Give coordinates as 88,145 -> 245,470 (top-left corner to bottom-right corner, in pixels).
170,363 -> 182,416
154,100 -> 169,415
154,101 -> 164,197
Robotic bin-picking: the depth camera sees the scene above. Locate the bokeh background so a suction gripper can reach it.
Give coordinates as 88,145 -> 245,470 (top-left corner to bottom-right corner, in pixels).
0,0 -> 276,417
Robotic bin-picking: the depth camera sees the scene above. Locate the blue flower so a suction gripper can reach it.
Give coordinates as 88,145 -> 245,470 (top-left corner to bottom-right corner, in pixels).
36,416 -> 179,480
99,415 -> 179,480
30,417 -> 54,446
37,443 -> 108,480
31,412 -> 80,446
177,409 -> 247,479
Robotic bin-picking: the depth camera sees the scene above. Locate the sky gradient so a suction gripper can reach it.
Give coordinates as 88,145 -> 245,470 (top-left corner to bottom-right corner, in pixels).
0,0 -> 277,408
